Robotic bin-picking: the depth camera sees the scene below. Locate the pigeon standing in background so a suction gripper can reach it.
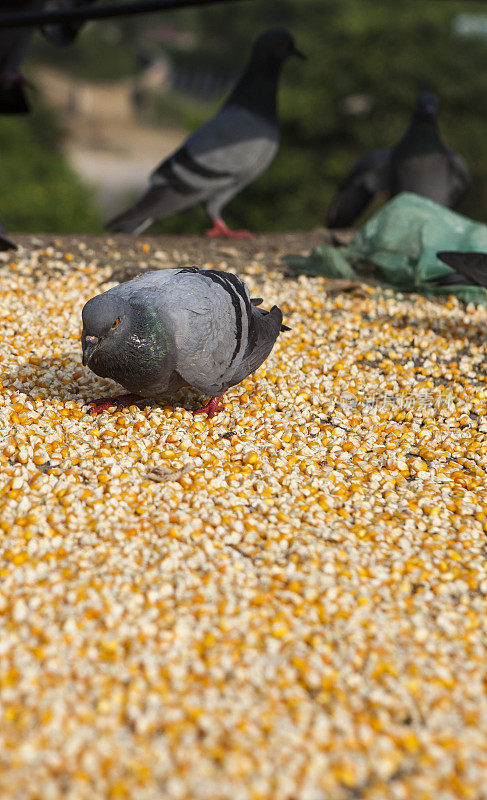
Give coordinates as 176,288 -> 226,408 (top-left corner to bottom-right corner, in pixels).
0,1 -> 95,114
429,251 -> 487,288
106,28 -> 305,239
81,266 -> 289,417
327,91 -> 471,229
0,1 -> 44,114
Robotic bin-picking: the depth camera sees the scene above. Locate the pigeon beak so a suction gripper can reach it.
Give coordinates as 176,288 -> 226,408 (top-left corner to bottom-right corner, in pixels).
82,334 -> 99,367
292,46 -> 306,60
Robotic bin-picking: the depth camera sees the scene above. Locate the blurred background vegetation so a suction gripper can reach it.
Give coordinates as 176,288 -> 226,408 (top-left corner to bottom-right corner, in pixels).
2,0 -> 487,234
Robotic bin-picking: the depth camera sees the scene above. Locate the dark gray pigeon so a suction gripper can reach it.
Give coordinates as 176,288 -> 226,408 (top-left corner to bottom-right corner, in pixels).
81,266 -> 288,417
0,1 -> 44,114
429,251 -> 487,288
0,1 -> 92,114
327,91 -> 471,229
106,28 -> 305,239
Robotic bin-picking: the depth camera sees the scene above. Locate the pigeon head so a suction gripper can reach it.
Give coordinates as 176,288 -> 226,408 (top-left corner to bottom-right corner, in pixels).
252,28 -> 306,65
226,28 -> 304,122
415,91 -> 439,120
81,291 -> 131,369
81,287 -> 175,395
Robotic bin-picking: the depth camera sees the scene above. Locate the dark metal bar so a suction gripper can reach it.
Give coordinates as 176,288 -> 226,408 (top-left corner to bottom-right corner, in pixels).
0,0 -> 250,29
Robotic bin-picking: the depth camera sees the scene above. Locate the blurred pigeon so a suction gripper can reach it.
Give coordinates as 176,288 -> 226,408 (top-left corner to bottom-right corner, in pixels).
0,1 -> 94,114
81,266 -> 288,417
42,0 -> 98,46
106,28 -> 305,239
429,251 -> 487,287
0,1 -> 44,114
327,91 -> 471,229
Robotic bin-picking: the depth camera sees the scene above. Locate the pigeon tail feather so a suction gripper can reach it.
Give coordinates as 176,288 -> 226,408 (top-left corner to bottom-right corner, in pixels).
228,304 -> 283,387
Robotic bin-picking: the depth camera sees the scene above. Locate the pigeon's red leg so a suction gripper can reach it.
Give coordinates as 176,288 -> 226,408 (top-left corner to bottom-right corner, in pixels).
89,394 -> 148,414
205,218 -> 254,240
193,395 -> 224,419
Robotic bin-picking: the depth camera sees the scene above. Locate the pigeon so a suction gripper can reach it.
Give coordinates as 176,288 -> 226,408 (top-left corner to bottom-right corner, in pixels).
327,91 -> 471,229
81,266 -> 289,418
0,1 -> 44,114
428,251 -> 487,288
42,0 -> 99,47
106,28 -> 305,239
0,1 -> 95,114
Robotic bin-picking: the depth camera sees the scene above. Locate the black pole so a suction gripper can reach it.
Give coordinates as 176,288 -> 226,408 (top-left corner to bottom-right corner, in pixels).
0,0 -> 251,29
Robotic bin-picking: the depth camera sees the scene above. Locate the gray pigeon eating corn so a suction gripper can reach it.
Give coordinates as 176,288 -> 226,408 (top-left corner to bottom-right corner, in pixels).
81,266 -> 289,418
106,28 -> 305,239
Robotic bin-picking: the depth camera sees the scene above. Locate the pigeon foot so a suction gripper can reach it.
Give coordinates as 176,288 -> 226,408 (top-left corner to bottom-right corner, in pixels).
205,219 -> 253,239
193,395 -> 224,419
88,393 -> 148,414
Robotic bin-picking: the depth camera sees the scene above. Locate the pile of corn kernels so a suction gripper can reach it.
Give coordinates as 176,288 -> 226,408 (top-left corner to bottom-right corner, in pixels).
1,234 -> 487,800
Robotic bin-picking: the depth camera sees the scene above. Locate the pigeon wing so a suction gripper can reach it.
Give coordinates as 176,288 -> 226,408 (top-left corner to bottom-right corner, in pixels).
151,268 -> 254,397
224,304 -> 283,390
431,251 -> 487,288
447,151 -> 471,208
326,147 -> 391,228
151,105 -> 278,191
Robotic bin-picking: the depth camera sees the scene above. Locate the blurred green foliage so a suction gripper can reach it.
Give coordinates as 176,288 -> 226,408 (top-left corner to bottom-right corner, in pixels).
6,0 -> 487,233
0,104 -> 101,233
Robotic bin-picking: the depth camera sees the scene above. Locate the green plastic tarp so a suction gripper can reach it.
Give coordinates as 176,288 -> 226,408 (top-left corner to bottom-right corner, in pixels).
285,192 -> 487,306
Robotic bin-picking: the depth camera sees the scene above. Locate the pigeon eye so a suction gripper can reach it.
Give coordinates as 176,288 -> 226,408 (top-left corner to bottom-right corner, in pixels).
111,317 -> 121,329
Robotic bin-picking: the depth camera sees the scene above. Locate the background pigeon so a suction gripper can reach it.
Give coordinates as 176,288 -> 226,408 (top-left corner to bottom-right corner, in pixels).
327,91 -> 471,229
0,1 -> 44,114
429,251 -> 487,288
0,0 -> 93,114
106,28 -> 305,239
81,266 -> 288,417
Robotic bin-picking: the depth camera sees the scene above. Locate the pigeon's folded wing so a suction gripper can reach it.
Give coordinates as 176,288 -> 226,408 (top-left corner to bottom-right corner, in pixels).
152,269 -> 252,397
225,304 -> 283,388
447,151 -> 471,208
430,251 -> 487,288
151,105 -> 278,192
327,147 -> 391,228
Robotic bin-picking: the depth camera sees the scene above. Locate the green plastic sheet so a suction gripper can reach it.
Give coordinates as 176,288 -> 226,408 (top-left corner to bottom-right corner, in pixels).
286,193 -> 487,306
